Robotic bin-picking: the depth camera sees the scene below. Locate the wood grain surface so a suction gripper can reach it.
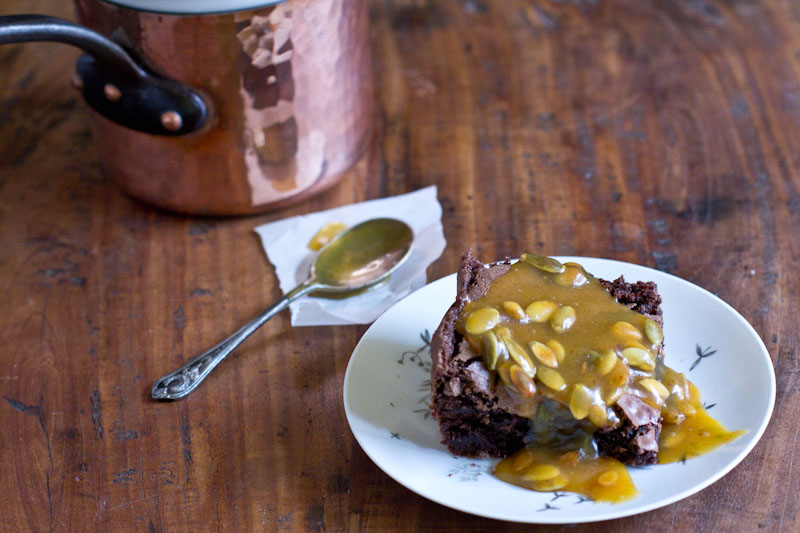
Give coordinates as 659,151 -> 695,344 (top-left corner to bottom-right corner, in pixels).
1,0 -> 798,530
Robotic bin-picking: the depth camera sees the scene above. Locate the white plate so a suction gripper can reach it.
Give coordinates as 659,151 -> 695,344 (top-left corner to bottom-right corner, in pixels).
343,257 -> 776,523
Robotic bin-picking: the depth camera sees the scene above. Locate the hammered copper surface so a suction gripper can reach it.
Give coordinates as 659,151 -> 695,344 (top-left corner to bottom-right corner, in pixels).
74,0 -> 374,214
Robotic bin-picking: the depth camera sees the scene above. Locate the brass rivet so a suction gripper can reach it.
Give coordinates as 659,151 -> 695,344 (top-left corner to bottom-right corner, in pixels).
103,83 -> 121,102
71,74 -> 83,90
160,111 -> 183,132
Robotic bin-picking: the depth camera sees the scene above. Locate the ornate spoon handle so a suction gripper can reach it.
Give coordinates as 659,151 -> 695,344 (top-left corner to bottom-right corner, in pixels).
152,282 -> 315,400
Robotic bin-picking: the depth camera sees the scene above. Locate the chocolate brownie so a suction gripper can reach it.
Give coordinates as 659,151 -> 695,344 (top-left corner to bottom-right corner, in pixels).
430,250 -> 664,464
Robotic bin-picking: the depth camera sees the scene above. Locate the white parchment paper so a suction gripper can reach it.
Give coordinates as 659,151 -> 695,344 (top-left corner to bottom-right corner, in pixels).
254,186 -> 446,325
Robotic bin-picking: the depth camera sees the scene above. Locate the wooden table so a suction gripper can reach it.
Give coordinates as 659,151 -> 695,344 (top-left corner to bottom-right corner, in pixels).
2,0 -> 798,530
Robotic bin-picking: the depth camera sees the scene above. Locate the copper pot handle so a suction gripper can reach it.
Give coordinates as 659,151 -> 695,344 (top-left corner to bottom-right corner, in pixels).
0,14 -> 209,135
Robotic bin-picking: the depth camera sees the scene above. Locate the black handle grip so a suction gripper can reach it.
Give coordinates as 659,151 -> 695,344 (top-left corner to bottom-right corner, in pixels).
0,14 -> 209,136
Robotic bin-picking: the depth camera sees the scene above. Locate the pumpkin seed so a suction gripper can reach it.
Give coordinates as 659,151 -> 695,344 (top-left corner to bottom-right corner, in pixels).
546,339 -> 566,363
525,300 -> 559,322
611,321 -> 643,340
675,397 -> 696,417
537,367 -> 566,391
588,404 -> 609,427
502,335 -> 536,377
626,340 -> 650,351
493,326 -> 511,338
621,347 -> 655,371
596,471 -> 618,487
520,253 -> 565,274
550,305 -> 576,333
644,319 -> 664,345
482,331 -> 500,370
511,449 -> 535,471
496,363 -> 512,386
637,378 -> 670,404
555,266 -> 589,288
662,371 -> 690,400
661,405 -> 685,425
558,451 -> 580,467
595,350 -> 618,376
502,301 -> 526,320
603,386 -> 624,405
465,307 -> 500,335
533,475 -> 568,491
607,359 -> 631,389
569,384 -> 593,420
529,341 -> 559,368
558,450 -> 581,468
522,464 -> 561,481
510,365 -> 537,397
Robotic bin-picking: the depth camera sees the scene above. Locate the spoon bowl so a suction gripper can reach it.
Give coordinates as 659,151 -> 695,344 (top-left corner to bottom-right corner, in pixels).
313,218 -> 414,291
152,217 -> 414,400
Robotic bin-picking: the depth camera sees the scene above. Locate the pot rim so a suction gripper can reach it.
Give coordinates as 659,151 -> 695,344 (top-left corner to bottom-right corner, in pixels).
95,0 -> 286,16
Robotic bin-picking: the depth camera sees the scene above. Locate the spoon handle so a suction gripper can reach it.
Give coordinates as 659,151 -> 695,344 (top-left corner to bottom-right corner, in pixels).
152,282 -> 316,400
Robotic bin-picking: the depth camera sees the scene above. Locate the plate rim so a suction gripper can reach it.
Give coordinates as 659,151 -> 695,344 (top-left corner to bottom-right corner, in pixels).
343,256 -> 776,523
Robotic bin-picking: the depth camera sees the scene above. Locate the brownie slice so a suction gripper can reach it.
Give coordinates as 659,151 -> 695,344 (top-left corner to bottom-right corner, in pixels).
430,251 -> 664,464
429,251 -> 528,458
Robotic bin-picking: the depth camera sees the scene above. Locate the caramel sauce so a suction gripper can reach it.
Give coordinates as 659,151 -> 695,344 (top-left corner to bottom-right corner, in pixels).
495,447 -> 639,503
658,381 -> 747,464
455,255 -> 744,503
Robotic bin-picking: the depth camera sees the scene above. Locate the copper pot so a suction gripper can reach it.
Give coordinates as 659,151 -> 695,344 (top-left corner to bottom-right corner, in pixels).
0,0 -> 374,215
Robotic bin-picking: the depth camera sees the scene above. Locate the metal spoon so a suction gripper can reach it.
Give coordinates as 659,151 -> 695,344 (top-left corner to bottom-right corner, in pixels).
152,218 -> 414,400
